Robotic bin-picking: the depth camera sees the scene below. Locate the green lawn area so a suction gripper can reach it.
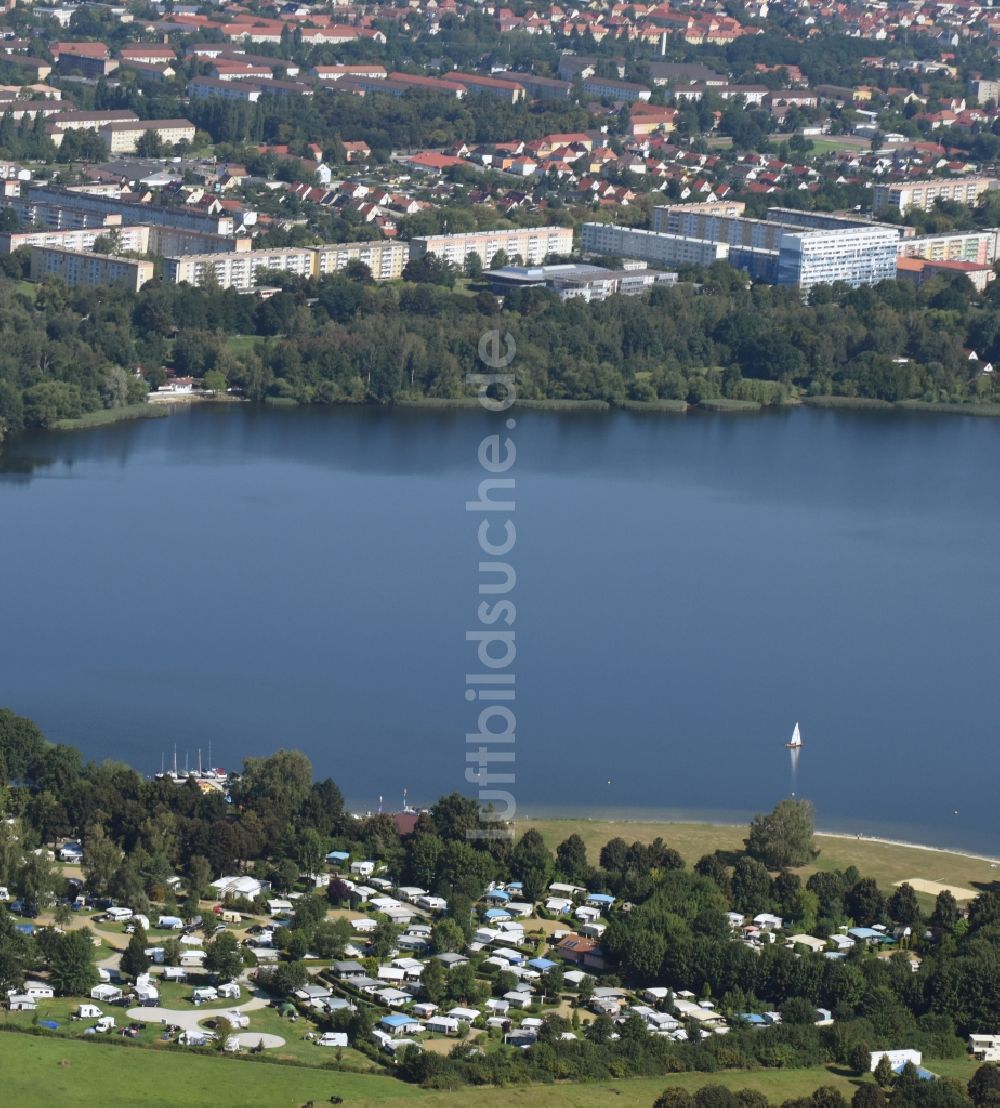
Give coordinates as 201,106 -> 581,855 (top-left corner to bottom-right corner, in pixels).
0,1032 -> 418,1108
226,334 -> 263,355
0,1031 -> 977,1106
522,819 -> 999,895
805,138 -> 872,155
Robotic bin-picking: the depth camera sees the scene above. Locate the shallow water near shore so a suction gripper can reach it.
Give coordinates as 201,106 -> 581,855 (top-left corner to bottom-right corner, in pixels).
2,403 -> 999,853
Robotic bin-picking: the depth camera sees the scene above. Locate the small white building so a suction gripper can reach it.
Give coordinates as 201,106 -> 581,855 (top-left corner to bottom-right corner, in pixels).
970,1034 -> 1000,1062
786,933 -> 827,954
870,1048 -> 922,1072
426,1015 -> 460,1035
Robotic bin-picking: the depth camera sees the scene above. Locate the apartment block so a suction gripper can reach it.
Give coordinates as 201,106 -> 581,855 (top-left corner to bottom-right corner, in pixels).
29,246 -> 153,291
48,109 -> 139,132
898,229 -> 999,266
580,75 -> 651,102
441,72 -> 525,103
872,176 -> 999,216
582,222 -> 728,268
312,240 -> 410,281
0,225 -> 150,255
23,186 -> 235,235
653,204 -> 787,253
409,226 -> 574,268
99,119 -> 195,155
764,207 -> 903,235
187,77 -> 263,102
164,248 -> 315,290
776,227 -> 899,289
968,79 -> 1000,105
502,72 -> 573,101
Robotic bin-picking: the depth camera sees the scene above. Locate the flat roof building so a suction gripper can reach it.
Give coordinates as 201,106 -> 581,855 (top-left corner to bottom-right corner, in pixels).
776,226 -> 898,289
410,226 -> 574,268
872,176 -> 998,216
582,222 -> 728,268
164,247 -> 314,291
483,262 -> 676,302
99,119 -> 195,155
312,240 -> 410,281
29,245 -> 153,291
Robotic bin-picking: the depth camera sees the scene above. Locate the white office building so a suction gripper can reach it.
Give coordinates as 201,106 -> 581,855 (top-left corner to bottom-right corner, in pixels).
776,226 -> 898,289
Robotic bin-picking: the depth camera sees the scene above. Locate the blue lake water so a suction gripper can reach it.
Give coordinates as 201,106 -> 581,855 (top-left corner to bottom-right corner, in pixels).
2,404 -> 999,853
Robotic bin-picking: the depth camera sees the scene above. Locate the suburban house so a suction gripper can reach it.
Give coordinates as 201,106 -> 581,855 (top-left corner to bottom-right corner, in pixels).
556,934 -> 606,970
379,1013 -> 422,1036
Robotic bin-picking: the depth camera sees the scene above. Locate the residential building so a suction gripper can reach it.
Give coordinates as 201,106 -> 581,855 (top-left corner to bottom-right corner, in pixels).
0,225 -> 150,255
503,72 -> 572,101
22,186 -> 235,235
442,72 -> 525,103
29,245 -> 153,291
776,226 -> 898,289
164,247 -> 315,290
50,110 -> 141,133
310,65 -> 387,83
872,177 -> 999,216
582,222 -> 729,268
581,75 -> 651,102
187,77 -> 263,103
312,240 -> 410,281
898,229 -> 999,266
99,119 -> 195,155
410,226 -> 574,268
895,256 -> 995,293
969,1034 -> 1000,1063
968,80 -> 1000,106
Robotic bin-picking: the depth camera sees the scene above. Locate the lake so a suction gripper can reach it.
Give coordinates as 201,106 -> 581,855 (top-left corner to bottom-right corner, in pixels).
2,403 -> 999,853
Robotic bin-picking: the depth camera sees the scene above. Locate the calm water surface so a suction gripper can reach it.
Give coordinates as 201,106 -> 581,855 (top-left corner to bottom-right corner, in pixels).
2,405 -> 998,852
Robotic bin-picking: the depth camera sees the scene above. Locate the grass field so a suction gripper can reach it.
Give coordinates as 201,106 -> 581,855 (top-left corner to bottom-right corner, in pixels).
520,819 -> 999,896
0,1033 -> 977,1107
225,334 -> 263,356
0,1033 -> 415,1108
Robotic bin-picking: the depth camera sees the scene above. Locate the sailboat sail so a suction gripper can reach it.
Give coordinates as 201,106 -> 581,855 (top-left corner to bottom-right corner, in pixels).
787,722 -> 802,748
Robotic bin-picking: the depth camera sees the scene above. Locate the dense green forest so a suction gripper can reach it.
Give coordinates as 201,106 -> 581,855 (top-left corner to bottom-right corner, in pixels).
1,259 -> 999,443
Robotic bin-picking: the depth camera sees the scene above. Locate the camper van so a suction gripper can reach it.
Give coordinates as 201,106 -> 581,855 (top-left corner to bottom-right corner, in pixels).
220,911 -> 242,925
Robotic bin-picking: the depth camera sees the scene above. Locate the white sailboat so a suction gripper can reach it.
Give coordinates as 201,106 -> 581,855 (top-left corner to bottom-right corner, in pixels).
785,722 -> 803,749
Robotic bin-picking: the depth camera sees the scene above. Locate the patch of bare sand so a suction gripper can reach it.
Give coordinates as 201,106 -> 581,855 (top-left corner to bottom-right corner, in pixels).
895,878 -> 977,901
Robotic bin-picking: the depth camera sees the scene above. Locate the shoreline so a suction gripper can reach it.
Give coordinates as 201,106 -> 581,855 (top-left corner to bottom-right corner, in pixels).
6,391 -> 1000,448
512,813 -> 1000,868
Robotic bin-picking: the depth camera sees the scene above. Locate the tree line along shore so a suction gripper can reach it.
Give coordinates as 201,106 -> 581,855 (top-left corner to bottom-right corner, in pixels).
3,251 -> 1000,445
